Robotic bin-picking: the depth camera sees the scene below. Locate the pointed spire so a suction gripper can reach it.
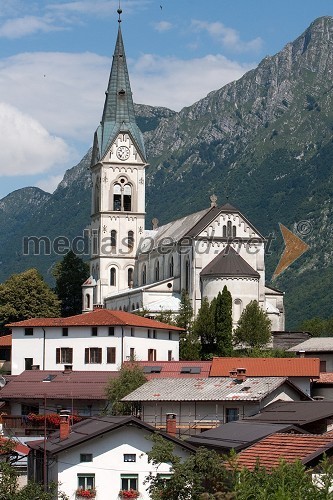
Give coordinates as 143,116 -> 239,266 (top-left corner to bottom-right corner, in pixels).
91,11 -> 146,165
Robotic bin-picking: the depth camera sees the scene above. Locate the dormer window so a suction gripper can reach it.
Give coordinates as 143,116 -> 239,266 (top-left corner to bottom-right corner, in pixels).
118,89 -> 125,95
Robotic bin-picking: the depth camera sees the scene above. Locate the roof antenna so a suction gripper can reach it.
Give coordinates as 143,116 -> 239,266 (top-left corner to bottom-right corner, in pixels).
117,1 -> 122,23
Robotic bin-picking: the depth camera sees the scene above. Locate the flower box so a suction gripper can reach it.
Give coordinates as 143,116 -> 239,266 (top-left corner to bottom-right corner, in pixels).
75,488 -> 96,498
118,489 -> 140,499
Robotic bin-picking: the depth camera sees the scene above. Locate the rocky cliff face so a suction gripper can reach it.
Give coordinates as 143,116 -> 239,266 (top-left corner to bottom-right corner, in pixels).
1,16 -> 333,327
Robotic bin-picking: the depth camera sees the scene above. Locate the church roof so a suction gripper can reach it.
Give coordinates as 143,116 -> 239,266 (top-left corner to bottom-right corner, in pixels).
91,23 -> 146,165
200,245 -> 260,278
146,202 -> 265,249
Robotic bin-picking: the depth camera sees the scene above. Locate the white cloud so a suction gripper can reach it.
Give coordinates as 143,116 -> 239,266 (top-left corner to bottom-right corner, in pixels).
0,102 -> 70,176
36,174 -> 64,193
131,53 -> 255,110
153,21 -> 173,33
191,20 -> 263,53
0,51 -> 109,141
0,15 -> 61,38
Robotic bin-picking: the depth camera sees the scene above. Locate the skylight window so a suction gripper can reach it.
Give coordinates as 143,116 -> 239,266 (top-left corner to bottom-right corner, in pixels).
42,374 -> 57,382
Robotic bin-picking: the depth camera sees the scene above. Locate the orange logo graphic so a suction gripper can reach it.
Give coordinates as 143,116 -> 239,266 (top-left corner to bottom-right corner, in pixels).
272,223 -> 309,280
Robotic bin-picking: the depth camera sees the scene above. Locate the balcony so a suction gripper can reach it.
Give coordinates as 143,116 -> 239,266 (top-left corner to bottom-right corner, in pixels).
1,414 -> 84,436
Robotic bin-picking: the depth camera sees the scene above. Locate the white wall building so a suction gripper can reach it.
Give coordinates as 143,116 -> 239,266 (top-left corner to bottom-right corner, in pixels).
28,415 -> 195,500
82,14 -> 285,331
8,309 -> 181,375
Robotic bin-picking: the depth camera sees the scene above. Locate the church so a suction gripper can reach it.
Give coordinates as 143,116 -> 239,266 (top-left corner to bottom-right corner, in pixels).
82,12 -> 285,332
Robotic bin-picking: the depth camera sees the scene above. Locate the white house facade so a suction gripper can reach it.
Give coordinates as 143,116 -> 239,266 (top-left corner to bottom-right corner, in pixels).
8,309 -> 181,375
82,13 -> 285,332
28,415 -> 195,500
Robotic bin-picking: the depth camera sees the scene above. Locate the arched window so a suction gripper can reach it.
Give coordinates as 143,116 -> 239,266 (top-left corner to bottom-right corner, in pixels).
119,306 -> 122,311
185,259 -> 190,292
223,225 -> 227,238
113,183 -> 121,211
131,303 -> 135,311
110,267 -> 116,286
227,220 -> 232,237
94,182 -> 100,213
169,256 -> 174,277
111,230 -> 117,249
123,184 -> 132,211
232,225 -> 236,237
128,268 -> 134,288
86,294 -> 90,309
128,230 -> 134,250
155,260 -> 160,281
92,229 -> 98,255
142,264 -> 147,285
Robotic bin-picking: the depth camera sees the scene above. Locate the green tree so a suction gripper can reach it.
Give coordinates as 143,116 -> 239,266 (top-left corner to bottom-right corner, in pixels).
176,289 -> 194,331
0,439 -> 66,500
177,290 -> 201,360
155,309 -> 176,325
105,363 -> 147,415
53,251 -> 90,317
0,269 -> 61,329
298,317 -> 333,337
193,297 -> 215,358
146,436 -> 232,500
215,287 -> 233,357
233,300 -> 271,351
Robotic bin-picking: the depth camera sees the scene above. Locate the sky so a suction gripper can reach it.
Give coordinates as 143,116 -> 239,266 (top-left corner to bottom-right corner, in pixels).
0,0 -> 332,199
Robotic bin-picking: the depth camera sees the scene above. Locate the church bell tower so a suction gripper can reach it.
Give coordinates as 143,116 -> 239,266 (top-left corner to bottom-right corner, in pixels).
83,8 -> 148,310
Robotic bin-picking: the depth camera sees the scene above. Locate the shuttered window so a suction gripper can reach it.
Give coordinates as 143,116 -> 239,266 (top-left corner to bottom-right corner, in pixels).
56,348 -> 73,364
107,347 -> 116,364
85,348 -> 102,364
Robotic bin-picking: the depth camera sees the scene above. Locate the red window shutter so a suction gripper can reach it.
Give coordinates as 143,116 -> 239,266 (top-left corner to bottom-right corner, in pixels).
85,348 -> 89,364
56,348 -> 60,364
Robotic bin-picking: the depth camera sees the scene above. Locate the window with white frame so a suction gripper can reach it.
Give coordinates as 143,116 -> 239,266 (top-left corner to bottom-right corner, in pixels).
77,474 -> 95,490
120,474 -> 138,491
56,348 -> 73,364
124,454 -> 136,462
85,348 -> 102,364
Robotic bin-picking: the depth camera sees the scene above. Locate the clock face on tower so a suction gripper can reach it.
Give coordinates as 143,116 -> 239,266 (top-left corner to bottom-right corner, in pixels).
116,146 -> 130,161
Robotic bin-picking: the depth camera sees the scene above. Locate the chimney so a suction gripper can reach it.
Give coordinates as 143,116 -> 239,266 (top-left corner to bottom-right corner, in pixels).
236,368 -> 247,383
229,369 -> 238,378
166,413 -> 177,437
59,409 -> 71,440
93,304 -> 104,310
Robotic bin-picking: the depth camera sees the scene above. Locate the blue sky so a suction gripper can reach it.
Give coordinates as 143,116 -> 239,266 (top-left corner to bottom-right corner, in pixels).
0,0 -> 332,199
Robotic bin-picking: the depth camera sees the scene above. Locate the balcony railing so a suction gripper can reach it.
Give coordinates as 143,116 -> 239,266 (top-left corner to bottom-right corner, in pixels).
1,414 -> 85,436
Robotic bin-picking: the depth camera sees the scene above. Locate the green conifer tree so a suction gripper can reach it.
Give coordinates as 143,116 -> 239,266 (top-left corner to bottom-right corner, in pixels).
215,286 -> 233,357
234,300 -> 271,351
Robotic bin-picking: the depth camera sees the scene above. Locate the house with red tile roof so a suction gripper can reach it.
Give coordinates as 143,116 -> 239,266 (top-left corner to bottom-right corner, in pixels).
235,432 -> 333,471
210,357 -> 320,396
0,369 -> 117,437
0,334 -> 11,374
7,309 -> 182,375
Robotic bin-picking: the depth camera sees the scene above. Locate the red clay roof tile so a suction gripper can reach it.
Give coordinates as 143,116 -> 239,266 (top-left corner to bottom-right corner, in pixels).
0,334 -> 11,346
210,357 -> 320,377
236,432 -> 333,470
6,309 -> 183,331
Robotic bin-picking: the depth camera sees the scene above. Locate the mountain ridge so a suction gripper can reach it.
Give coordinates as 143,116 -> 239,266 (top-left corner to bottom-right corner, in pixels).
1,16 -> 333,328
